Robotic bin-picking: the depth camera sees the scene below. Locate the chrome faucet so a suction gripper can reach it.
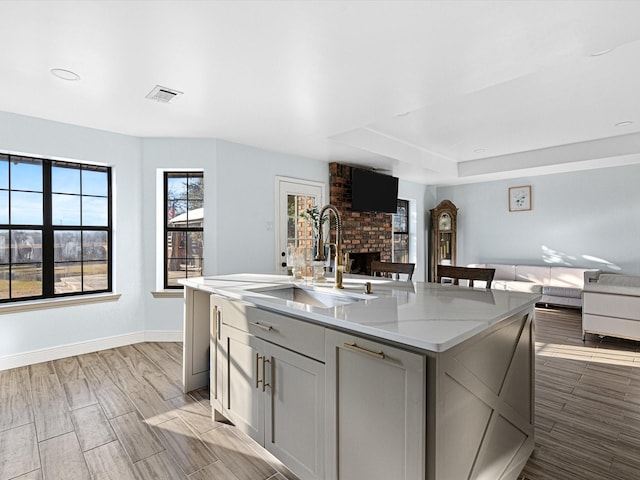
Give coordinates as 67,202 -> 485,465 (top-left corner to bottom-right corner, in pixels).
315,204 -> 345,289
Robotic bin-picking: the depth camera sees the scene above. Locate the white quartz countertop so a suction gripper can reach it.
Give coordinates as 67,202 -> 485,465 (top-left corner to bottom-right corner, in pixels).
180,274 -> 541,353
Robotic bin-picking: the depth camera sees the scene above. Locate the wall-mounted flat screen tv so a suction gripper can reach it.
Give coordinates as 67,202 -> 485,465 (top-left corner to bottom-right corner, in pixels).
351,168 -> 399,213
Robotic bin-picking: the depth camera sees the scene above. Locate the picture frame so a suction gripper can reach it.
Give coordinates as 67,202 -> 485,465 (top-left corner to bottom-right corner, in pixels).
509,185 -> 532,211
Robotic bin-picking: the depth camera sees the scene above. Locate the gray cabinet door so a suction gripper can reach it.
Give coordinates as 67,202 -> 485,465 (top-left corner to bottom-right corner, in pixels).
325,329 -> 426,480
264,341 -> 325,480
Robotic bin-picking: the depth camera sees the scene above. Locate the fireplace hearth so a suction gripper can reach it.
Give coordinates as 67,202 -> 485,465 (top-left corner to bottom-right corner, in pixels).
348,252 -> 381,276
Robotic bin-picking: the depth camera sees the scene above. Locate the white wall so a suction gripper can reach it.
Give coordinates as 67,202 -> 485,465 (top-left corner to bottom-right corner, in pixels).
215,140 -> 329,275
140,138 -> 330,333
0,115 -> 332,364
140,138 -> 218,333
398,179 -> 437,282
0,112 -> 145,359
436,163 -> 640,275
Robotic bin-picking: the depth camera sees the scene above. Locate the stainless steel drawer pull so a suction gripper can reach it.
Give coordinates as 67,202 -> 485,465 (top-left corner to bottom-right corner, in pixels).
250,321 -> 273,332
344,342 -> 385,360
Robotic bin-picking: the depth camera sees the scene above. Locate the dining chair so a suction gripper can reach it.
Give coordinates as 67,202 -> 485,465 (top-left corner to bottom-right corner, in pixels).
370,260 -> 415,281
436,265 -> 496,289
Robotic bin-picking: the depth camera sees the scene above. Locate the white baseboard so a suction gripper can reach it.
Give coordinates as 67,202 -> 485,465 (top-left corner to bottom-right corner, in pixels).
144,330 -> 183,342
0,330 -> 183,371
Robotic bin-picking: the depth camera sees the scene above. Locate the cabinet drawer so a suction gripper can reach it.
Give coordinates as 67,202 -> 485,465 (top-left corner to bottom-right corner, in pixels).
221,299 -> 325,362
583,292 -> 640,320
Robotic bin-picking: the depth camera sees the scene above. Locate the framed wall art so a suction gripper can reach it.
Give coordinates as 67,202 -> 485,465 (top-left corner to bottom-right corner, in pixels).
509,185 -> 532,212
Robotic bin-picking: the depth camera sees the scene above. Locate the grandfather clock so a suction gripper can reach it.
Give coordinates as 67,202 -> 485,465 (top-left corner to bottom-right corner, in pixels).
430,200 -> 458,282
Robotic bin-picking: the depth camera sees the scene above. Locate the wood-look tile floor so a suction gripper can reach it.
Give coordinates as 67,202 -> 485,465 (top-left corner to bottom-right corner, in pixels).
3,308 -> 640,479
520,307 -> 640,480
0,341 -> 297,480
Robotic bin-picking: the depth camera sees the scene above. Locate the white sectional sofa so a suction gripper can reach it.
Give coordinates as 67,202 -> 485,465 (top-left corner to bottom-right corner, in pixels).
471,263 -> 600,308
582,273 -> 640,341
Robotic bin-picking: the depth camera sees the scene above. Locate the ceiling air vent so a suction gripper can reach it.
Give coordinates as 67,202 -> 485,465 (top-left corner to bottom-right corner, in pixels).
145,85 -> 183,103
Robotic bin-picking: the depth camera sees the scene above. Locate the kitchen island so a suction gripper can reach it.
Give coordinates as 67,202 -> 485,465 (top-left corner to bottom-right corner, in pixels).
180,273 -> 539,480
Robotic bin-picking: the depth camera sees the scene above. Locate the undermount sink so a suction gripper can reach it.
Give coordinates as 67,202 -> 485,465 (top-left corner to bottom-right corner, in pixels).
254,286 -> 361,309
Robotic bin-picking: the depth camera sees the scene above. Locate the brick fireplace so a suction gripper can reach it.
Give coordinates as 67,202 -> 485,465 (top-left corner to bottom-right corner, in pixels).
329,162 -> 392,274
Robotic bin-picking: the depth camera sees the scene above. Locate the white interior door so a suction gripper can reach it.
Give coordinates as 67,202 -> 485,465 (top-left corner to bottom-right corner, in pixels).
275,177 -> 325,273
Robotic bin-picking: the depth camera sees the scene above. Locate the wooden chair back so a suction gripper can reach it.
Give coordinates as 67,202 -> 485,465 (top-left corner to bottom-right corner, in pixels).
436,265 -> 495,289
370,261 -> 415,281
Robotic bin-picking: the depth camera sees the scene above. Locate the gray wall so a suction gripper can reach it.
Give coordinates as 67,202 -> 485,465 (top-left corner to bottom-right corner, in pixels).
436,163 -> 640,275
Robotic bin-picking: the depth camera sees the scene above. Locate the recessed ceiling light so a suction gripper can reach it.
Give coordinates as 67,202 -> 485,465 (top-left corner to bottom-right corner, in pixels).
50,68 -> 80,81
590,48 -> 614,57
615,121 -> 633,127
473,148 -> 486,153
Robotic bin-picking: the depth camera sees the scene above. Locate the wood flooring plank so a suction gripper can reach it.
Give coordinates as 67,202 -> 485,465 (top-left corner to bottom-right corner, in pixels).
98,349 -> 129,372
0,388 -> 33,433
124,383 -> 177,426
83,440 -> 139,480
142,370 -> 183,401
70,404 -> 117,452
109,411 -> 164,463
11,470 -> 42,480
39,431 -> 90,480
168,394 -> 222,435
81,364 -> 114,389
133,343 -> 183,383
28,361 -> 56,378
188,387 -> 212,412
158,342 -> 183,364
30,374 -> 74,441
189,460 -> 242,480
0,423 -> 39,480
63,378 -> 98,410
200,426 -> 276,480
53,356 -> 85,383
134,451 -> 188,480
0,367 -> 33,432
152,417 -> 218,475
76,351 -> 104,369
92,381 -> 137,419
116,344 -> 157,378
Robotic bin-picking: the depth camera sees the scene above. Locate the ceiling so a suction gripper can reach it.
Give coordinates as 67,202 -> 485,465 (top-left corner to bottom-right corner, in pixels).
2,1 -> 640,185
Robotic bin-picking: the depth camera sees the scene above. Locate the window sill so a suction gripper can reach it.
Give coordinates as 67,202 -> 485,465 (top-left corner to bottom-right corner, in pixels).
0,293 -> 122,315
151,290 -> 184,299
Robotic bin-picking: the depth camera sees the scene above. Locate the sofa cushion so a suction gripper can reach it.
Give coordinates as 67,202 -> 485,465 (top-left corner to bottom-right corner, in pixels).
541,294 -> 582,308
542,286 -> 582,299
486,264 -> 516,281
493,280 -> 542,294
515,265 -> 550,285
598,274 -> 640,288
549,267 -> 590,288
